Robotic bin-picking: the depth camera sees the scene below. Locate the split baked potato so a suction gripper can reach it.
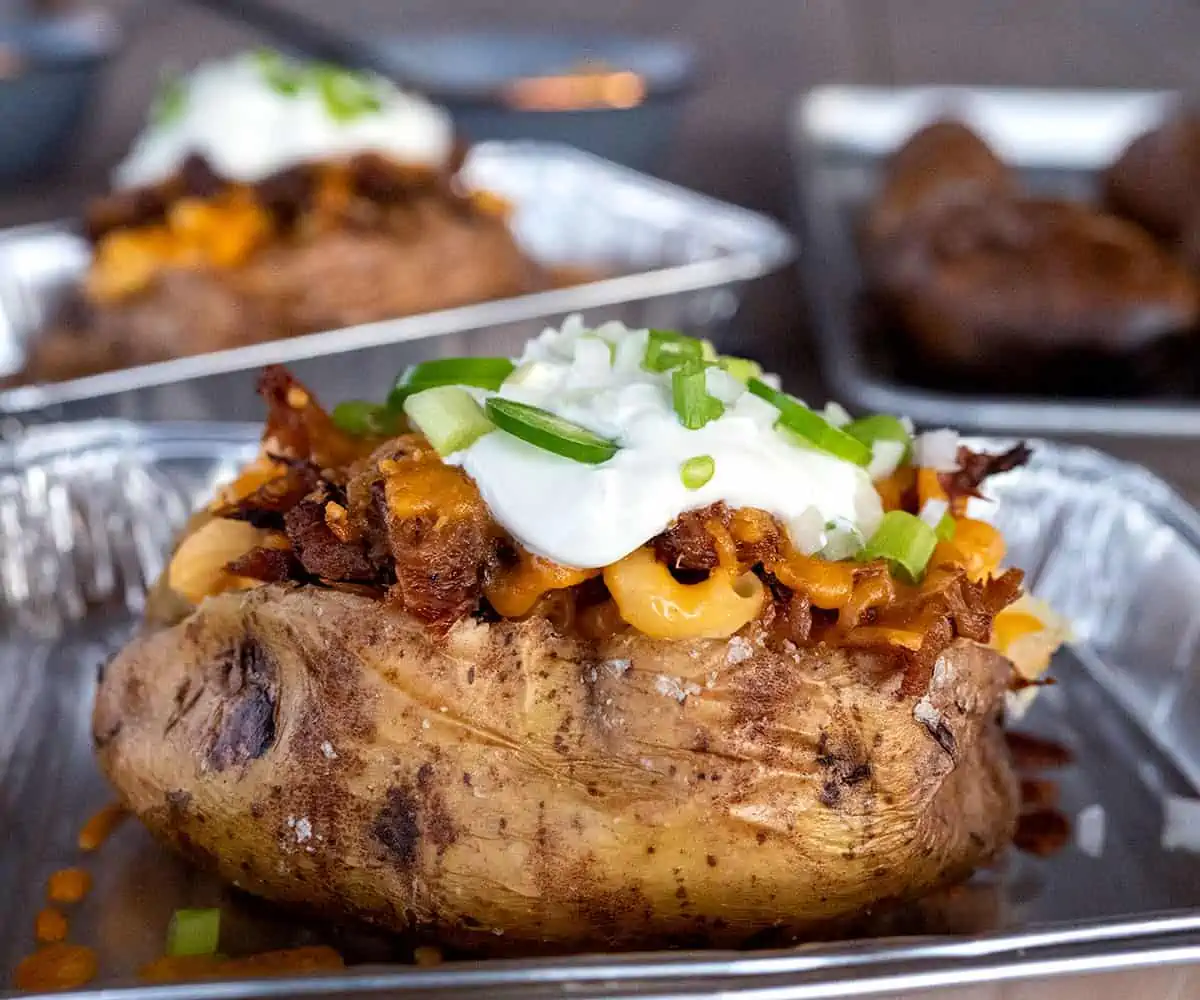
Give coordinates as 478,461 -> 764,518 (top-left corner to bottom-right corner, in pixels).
96,586 -> 1016,952
94,326 -> 1054,955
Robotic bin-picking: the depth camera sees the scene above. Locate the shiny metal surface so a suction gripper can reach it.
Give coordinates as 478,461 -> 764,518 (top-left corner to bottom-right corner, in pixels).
788,85 -> 1200,438
3,423 -> 1200,997
0,140 -> 792,428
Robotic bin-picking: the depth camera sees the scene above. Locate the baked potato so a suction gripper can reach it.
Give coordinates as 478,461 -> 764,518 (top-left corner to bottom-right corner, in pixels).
95,587 -> 1016,953
94,322 -> 1055,955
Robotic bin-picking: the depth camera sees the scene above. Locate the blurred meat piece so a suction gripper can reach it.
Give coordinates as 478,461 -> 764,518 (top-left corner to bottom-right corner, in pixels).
864,121 -> 1017,248
871,197 -> 1198,372
1103,114 -> 1200,250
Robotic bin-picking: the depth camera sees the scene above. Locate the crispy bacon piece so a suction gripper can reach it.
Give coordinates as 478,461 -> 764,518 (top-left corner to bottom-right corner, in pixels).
1014,808 -> 1072,856
653,503 -> 728,572
257,367 -> 380,472
284,484 -> 381,584
225,546 -> 303,584
938,442 -> 1032,503
213,460 -> 321,530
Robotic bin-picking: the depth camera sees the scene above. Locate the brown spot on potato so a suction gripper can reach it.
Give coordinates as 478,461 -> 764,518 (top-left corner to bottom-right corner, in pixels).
206,639 -> 277,772
755,832 -> 767,845
374,786 -> 420,867
706,855 -> 718,867
921,716 -> 957,756
466,666 -> 475,685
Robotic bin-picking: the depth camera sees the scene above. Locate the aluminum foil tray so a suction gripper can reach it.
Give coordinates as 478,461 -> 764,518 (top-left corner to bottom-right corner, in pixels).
789,85 -> 1200,438
3,423 -> 1200,998
0,140 -> 792,427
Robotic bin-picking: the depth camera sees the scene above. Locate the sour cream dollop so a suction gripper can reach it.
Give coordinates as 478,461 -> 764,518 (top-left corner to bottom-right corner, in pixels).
115,51 -> 455,189
448,318 -> 884,569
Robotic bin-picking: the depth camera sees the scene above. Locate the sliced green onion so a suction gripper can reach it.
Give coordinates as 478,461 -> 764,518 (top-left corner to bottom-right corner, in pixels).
747,379 -> 872,467
718,355 -> 763,384
680,455 -> 715,490
253,48 -> 303,96
844,414 -> 914,464
486,398 -> 618,465
152,71 -> 187,126
166,908 -> 221,958
643,330 -> 705,373
861,511 -> 938,583
672,359 -> 725,430
314,64 -> 383,121
388,357 -> 515,408
403,387 -> 495,456
701,339 -> 720,363
936,511 -> 956,541
332,400 -> 405,438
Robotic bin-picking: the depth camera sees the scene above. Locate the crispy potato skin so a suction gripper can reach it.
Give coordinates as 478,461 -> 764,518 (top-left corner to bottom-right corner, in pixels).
94,585 -> 1017,953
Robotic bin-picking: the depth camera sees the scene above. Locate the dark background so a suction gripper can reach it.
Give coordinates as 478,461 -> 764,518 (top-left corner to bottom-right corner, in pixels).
11,0 -> 1200,222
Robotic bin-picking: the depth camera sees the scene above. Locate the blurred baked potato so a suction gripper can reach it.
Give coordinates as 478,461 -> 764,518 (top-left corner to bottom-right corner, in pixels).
866,121 -> 1200,388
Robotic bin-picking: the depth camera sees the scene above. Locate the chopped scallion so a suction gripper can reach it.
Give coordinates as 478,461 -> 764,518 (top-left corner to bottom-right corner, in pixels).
253,48 -> 303,96
152,71 -> 187,126
672,359 -> 725,429
403,386 -> 495,456
747,379 -> 872,467
680,455 -> 715,490
845,414 -> 913,464
486,398 -> 618,464
861,511 -> 938,582
332,400 -> 405,438
314,63 -> 383,121
166,909 -> 221,958
719,355 -> 763,384
643,330 -> 705,373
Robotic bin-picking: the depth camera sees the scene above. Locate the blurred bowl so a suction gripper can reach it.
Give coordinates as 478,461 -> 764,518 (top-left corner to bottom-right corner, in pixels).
0,9 -> 119,182
371,30 -> 697,174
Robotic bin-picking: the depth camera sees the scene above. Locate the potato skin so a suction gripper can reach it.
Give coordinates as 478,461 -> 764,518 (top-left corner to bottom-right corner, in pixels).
94,585 -> 1018,953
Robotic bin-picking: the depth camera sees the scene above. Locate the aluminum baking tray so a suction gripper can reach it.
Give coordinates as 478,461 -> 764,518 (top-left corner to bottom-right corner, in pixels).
4,422 -> 1200,998
0,140 -> 792,427
788,85 -> 1200,438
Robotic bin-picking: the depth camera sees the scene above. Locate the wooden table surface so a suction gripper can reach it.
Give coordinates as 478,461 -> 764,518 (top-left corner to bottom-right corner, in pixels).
6,2 -> 1200,995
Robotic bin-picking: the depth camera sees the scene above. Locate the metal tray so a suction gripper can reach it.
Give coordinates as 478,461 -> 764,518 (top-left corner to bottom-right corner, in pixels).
4,421 -> 1200,998
0,140 -> 793,427
788,85 -> 1200,438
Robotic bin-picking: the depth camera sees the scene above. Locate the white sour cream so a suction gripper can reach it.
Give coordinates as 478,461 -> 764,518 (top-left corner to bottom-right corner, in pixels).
115,52 -> 455,189
449,318 -> 884,569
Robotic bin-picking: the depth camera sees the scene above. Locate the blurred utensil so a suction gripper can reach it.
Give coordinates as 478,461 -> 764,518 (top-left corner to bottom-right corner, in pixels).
0,8 -> 119,182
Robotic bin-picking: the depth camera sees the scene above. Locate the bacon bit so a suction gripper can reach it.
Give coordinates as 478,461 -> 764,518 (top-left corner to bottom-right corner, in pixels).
78,802 -> 128,852
139,945 -> 345,983
1006,731 -> 1073,770
47,868 -> 91,904
1014,808 -> 1072,856
35,907 -> 68,943
224,545 -> 302,584
938,443 -> 1032,504
413,945 -> 444,967
324,500 -> 354,543
14,943 -> 98,991
1020,777 -> 1061,811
